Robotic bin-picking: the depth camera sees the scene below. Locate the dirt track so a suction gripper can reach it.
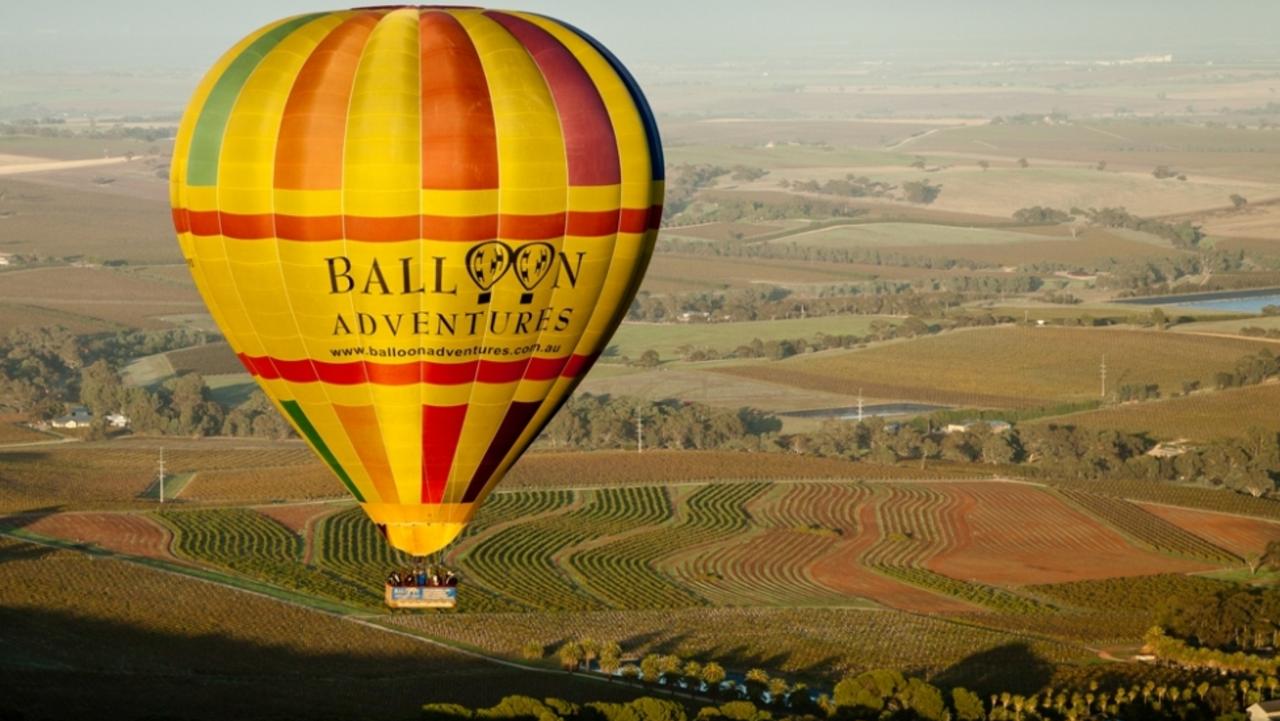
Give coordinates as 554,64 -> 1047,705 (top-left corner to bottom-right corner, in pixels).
0,156 -> 132,176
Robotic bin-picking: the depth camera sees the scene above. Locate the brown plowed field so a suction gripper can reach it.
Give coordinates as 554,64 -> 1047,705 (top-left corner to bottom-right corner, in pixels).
923,483 -> 1213,585
808,491 -> 976,613
25,512 -> 174,560
1136,503 -> 1280,557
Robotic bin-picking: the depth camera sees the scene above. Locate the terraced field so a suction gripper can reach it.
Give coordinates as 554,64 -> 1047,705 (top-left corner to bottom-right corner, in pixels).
159,508 -> 371,606
568,482 -> 769,609
1057,489 -> 1241,563
12,478 -> 1258,625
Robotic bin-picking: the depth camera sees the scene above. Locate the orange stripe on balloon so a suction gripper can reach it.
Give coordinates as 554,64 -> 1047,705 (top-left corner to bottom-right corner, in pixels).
274,13 -> 380,190
333,404 -> 400,503
173,207 -> 659,240
237,353 -> 589,385
419,11 -> 499,191
421,403 -> 468,503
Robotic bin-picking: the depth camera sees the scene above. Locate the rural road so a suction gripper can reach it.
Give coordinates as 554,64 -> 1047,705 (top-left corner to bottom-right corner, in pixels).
0,156 -> 133,177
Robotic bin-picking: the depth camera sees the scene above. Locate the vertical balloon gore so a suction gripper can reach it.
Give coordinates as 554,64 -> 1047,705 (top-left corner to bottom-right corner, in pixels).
171,7 -> 663,556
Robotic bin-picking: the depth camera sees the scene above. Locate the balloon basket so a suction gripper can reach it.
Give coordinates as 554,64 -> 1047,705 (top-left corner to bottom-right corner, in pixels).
385,584 -> 458,609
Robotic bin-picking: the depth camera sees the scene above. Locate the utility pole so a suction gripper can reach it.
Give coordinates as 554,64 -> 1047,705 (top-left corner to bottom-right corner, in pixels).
1100,355 -> 1107,399
857,388 -> 865,423
157,447 -> 165,504
635,407 -> 643,454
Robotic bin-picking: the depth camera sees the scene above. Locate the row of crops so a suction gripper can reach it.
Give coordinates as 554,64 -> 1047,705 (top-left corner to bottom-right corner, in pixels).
142,479 -> 1252,617
863,487 -> 1048,614
158,508 -> 373,606
1057,489 -> 1241,563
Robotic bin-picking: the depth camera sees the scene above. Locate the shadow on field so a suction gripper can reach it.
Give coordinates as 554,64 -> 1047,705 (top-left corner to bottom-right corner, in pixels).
0,605 -> 643,721
930,642 -> 1054,696
0,505 -> 64,561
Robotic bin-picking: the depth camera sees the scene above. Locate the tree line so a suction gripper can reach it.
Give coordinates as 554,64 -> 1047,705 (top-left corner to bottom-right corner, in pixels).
423,664 -> 1278,721
536,391 -> 1280,499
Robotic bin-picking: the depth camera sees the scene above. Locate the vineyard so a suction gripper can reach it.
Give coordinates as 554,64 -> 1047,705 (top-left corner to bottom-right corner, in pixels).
390,606 -> 1095,687
6,474 -> 1266,689
1056,489 -> 1241,563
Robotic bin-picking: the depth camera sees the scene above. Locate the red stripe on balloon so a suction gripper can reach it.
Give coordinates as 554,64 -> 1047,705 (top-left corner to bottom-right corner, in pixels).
173,207 -> 655,241
421,403 -> 468,503
237,352 -> 585,385
461,400 -> 541,503
485,11 -> 620,187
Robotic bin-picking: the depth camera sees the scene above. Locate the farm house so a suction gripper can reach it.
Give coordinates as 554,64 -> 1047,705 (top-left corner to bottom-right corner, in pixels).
50,406 -> 92,429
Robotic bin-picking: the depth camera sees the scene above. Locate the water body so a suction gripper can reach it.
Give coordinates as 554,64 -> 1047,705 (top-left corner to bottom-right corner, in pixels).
1119,288 -> 1280,314
782,402 -> 946,420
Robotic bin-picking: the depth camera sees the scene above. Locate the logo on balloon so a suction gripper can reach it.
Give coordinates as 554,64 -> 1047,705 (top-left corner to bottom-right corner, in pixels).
513,242 -> 555,304
465,241 -> 556,304
465,241 -> 512,304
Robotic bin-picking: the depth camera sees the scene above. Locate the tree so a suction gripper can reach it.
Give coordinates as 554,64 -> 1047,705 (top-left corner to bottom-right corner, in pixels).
1096,160 -> 1107,171
952,687 -> 986,721
744,668 -> 770,699
1017,157 -> 1029,168
701,662 -> 726,692
521,641 -> 543,660
640,654 -> 662,683
636,349 -> 661,368
1231,193 -> 1248,208
78,359 -> 123,416
902,180 -> 941,204
978,160 -> 989,171
559,642 -> 584,672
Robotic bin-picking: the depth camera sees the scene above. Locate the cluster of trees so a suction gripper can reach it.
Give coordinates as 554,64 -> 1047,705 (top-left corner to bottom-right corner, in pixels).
1077,206 -> 1203,249
539,394 -> 779,452
1153,165 -> 1188,180
673,194 -> 863,226
1100,252 -> 1248,294
422,665 -> 1279,721
0,326 -> 211,418
780,175 -> 894,199
1161,586 -> 1280,655
1012,206 -> 1072,224
0,325 -> 293,440
657,236 -> 995,272
0,119 -> 174,142
901,180 -> 942,205
78,360 -> 291,439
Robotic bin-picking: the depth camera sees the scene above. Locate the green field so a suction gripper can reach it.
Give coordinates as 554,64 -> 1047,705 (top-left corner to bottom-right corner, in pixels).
714,325 -> 1274,408
610,315 -> 898,361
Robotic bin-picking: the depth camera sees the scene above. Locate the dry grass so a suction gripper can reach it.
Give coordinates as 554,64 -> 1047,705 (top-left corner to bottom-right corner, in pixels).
1027,382 -> 1280,441
0,177 -> 180,264
714,326 -> 1273,408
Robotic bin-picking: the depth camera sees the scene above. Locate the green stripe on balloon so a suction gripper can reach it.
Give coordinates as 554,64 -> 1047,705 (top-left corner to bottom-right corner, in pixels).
185,13 -> 326,187
280,399 -> 365,502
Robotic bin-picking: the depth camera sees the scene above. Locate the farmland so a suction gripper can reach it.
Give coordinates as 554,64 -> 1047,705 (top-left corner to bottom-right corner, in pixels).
608,316 -> 898,361
9,474 -> 1272,677
0,538 -> 640,721
714,326 -> 1274,408
1027,383 -> 1280,441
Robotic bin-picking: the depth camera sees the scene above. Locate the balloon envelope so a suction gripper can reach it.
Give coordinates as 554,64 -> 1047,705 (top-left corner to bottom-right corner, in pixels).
170,7 -> 663,556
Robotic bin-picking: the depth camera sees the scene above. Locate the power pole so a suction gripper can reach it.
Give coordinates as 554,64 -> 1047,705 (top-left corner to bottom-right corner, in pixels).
635,407 -> 643,454
157,447 -> 165,504
1100,355 -> 1107,399
857,388 -> 865,423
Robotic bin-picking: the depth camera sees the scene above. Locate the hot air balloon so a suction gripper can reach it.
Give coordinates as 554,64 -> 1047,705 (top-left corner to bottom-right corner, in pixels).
170,7 -> 662,605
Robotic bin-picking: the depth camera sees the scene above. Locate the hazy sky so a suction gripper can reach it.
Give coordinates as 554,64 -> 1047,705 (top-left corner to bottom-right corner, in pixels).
2,1 -> 1279,72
